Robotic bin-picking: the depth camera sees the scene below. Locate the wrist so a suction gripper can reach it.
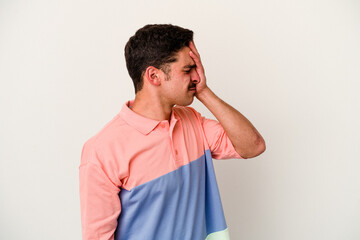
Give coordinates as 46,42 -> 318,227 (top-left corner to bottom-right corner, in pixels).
196,87 -> 213,103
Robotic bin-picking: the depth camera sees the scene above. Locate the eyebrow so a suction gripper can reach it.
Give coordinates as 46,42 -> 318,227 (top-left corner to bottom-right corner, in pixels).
183,64 -> 196,69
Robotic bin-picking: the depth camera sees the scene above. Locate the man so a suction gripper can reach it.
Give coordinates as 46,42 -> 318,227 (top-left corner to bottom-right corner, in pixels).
79,24 -> 265,240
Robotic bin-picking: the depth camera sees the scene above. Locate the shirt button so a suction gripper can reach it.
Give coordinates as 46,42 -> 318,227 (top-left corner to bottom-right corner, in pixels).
175,150 -> 178,155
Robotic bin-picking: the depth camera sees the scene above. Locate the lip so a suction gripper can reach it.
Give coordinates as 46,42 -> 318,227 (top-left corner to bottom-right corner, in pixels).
188,88 -> 196,92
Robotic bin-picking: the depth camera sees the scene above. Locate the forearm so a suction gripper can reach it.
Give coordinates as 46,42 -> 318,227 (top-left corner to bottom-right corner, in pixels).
196,87 -> 266,159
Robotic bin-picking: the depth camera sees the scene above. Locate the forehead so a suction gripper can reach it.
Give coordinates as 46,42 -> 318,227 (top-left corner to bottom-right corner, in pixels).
172,47 -> 195,67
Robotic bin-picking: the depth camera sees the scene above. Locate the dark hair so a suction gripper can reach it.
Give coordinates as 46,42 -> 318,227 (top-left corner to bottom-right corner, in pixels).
124,24 -> 194,93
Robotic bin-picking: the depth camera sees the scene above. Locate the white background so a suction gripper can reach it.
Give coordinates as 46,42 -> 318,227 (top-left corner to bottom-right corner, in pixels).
1,0 -> 359,239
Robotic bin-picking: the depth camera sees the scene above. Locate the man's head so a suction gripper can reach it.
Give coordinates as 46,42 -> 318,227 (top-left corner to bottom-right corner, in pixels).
125,24 -> 194,94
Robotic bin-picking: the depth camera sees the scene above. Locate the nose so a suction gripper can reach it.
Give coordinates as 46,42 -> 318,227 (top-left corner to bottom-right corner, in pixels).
190,69 -> 200,84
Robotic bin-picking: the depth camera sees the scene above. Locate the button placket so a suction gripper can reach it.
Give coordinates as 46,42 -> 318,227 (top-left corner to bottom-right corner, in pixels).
169,122 -> 183,167
160,121 -> 176,168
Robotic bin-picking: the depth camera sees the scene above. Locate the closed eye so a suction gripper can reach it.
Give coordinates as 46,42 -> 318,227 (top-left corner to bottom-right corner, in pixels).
183,64 -> 196,74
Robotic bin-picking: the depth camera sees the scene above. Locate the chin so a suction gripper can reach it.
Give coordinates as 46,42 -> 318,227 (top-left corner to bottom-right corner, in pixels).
175,97 -> 194,107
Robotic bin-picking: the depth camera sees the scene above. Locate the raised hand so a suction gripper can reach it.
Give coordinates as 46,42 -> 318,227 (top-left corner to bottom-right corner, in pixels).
189,41 -> 209,97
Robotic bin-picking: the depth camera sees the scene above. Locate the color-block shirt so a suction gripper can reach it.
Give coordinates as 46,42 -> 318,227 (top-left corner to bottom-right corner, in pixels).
79,99 -> 243,240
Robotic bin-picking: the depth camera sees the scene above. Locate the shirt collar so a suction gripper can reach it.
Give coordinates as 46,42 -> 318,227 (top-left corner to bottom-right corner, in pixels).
119,99 -> 178,135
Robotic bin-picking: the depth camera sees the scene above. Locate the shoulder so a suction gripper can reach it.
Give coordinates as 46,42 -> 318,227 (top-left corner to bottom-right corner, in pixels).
82,113 -> 128,153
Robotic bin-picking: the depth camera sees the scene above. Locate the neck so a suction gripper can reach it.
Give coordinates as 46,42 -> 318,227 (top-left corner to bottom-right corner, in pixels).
130,91 -> 174,121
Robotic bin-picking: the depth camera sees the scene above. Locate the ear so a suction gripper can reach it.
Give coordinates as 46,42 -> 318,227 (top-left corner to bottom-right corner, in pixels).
144,66 -> 161,87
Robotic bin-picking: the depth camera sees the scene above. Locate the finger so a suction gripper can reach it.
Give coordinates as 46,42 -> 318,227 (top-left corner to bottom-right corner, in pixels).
189,47 -> 202,66
189,51 -> 205,75
190,41 -> 200,59
189,50 -> 202,68
190,41 -> 199,54
189,41 -> 200,59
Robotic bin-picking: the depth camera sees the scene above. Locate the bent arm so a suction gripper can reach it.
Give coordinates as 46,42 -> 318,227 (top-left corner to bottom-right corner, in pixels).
197,87 -> 266,159
188,41 -> 265,159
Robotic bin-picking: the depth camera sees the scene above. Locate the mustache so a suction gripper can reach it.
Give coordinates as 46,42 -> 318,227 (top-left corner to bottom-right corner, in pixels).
188,84 -> 196,89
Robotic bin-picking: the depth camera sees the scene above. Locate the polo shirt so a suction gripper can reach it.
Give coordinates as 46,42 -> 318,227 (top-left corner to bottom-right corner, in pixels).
79,99 -> 243,240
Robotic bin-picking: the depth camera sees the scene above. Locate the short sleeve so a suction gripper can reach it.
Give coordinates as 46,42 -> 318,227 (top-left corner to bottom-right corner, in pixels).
79,142 -> 121,240
187,107 -> 243,160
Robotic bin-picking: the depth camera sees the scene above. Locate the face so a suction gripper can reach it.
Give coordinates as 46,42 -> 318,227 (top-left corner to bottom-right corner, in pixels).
159,46 -> 200,107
